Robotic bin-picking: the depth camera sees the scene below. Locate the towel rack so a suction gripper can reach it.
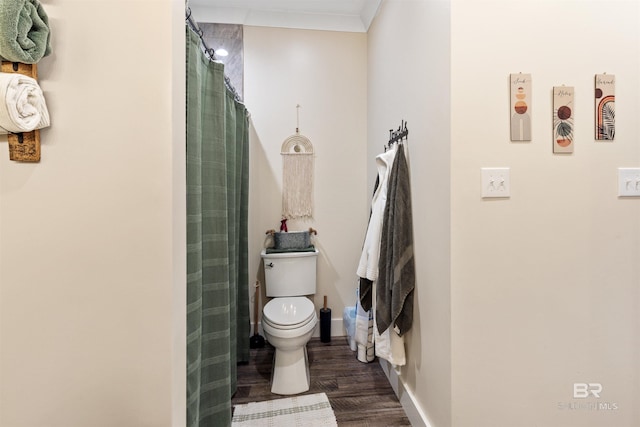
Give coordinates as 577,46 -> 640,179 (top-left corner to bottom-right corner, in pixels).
385,120 -> 408,151
1,61 -> 41,162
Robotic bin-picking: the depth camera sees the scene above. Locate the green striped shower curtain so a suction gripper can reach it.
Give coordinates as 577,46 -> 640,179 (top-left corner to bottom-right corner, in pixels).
186,27 -> 250,427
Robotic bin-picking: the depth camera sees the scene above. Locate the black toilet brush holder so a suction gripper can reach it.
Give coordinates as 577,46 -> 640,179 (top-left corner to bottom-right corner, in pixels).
320,295 -> 331,343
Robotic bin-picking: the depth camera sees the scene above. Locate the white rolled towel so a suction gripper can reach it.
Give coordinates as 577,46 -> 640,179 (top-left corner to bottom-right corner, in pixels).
0,72 -> 50,134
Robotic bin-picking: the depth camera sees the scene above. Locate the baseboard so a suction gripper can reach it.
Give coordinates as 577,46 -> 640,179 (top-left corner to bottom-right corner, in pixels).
311,317 -> 344,338
378,358 -> 433,427
253,318 -> 345,339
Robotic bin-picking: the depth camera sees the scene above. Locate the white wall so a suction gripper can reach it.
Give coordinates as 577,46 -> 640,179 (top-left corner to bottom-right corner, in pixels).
369,0 -> 640,426
0,1 -> 185,426
367,1 -> 452,426
243,27 -> 369,328
450,1 -> 640,426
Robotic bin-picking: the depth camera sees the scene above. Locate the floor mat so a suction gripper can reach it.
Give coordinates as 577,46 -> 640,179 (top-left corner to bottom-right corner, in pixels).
231,392 -> 337,426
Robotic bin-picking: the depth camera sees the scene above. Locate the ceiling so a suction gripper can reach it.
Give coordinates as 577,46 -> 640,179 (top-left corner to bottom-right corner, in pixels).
188,0 -> 383,33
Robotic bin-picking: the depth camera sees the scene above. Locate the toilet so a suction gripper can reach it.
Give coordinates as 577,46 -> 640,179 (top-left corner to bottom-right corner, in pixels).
261,248 -> 319,395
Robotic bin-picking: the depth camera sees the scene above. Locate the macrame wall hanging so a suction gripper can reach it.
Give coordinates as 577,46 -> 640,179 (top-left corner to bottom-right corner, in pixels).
281,105 -> 314,219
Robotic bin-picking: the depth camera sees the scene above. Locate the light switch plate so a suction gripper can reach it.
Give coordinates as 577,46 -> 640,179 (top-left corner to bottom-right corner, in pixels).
618,168 -> 640,197
481,167 -> 510,198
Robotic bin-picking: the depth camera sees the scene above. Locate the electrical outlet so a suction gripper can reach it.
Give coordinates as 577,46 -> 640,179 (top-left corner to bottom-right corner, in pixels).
481,167 -> 511,198
618,168 -> 640,197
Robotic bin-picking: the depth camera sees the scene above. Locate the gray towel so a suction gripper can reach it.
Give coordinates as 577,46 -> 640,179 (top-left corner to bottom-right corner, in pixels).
376,145 -> 415,336
0,0 -> 52,64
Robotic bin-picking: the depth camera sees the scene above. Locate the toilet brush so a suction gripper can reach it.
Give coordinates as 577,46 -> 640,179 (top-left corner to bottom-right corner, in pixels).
320,295 -> 331,343
250,281 -> 265,349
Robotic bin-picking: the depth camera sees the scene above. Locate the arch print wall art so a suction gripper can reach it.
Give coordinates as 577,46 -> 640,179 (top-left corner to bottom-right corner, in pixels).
553,86 -> 575,153
595,74 -> 615,141
510,73 -> 532,141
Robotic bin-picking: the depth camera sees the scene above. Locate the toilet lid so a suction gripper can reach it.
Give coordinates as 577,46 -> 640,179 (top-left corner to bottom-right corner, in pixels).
263,297 -> 315,328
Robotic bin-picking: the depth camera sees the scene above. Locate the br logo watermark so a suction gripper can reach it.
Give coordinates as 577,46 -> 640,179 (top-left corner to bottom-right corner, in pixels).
573,383 -> 602,398
557,383 -> 619,411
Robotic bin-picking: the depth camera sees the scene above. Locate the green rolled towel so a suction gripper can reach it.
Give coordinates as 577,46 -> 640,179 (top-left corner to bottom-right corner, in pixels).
0,0 -> 52,64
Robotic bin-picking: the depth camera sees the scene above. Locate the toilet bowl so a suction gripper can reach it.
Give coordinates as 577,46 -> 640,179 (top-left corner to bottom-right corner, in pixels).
262,296 -> 318,395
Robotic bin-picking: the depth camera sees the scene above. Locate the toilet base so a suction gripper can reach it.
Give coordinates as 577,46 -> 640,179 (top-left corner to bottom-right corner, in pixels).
270,346 -> 310,395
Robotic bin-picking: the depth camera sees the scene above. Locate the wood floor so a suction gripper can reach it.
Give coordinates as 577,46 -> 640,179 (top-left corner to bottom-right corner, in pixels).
232,337 -> 412,426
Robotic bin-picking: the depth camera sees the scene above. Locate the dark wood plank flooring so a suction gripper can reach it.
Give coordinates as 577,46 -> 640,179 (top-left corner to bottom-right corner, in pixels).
232,337 -> 412,426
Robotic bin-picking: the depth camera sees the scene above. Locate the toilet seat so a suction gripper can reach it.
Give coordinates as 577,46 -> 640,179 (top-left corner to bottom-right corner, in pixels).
263,297 -> 315,328
263,312 -> 315,330
262,297 -> 318,339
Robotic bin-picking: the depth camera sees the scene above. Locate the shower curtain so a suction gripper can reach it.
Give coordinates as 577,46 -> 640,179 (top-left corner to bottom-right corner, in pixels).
186,27 -> 250,427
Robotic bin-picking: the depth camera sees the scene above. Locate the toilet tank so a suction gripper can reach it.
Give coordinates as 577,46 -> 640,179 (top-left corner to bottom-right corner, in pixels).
261,249 -> 318,297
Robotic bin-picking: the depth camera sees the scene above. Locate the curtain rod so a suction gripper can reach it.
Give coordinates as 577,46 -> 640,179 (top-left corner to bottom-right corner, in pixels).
186,6 -> 244,103
186,7 -> 214,59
